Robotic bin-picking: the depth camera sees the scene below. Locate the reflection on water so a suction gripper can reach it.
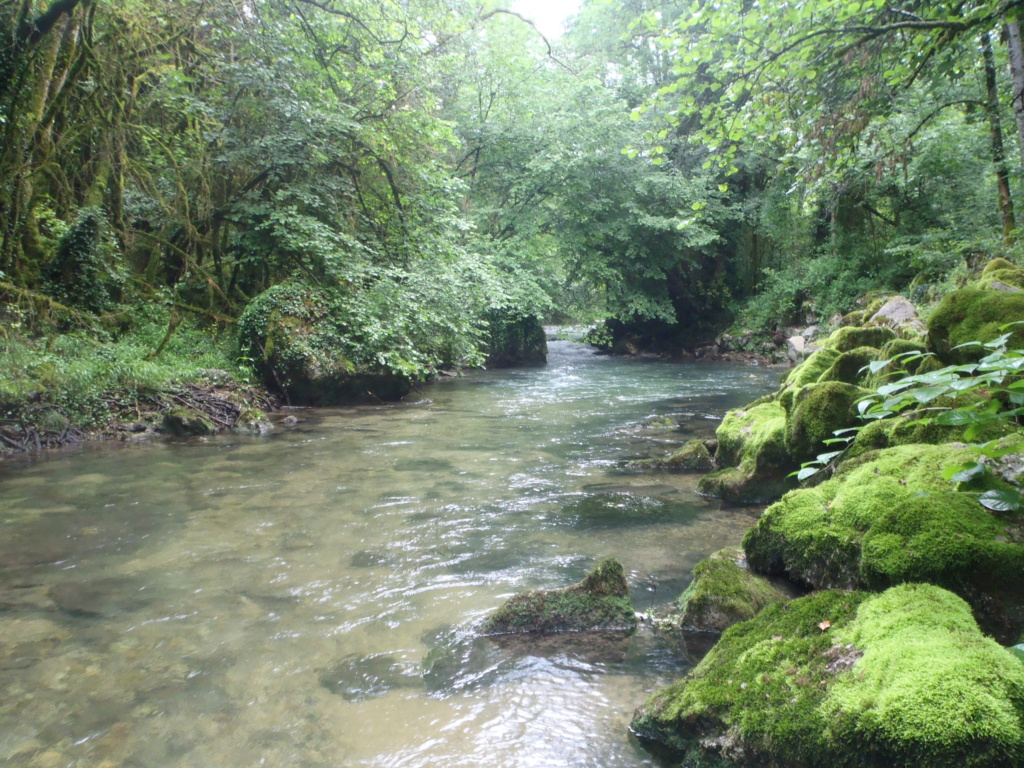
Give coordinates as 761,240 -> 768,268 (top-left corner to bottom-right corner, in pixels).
0,341 -> 778,767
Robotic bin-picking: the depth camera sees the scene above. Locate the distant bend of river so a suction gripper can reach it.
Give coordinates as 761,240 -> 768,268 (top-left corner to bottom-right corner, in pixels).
0,340 -> 779,768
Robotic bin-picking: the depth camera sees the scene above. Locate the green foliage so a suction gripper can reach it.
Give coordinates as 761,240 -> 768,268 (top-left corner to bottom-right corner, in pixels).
0,307 -> 244,430
42,208 -> 124,314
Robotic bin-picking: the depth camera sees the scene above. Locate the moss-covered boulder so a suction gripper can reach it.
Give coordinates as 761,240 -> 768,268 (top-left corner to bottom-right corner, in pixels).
697,402 -> 796,503
825,325 -> 897,353
481,558 -> 637,635
235,407 -> 273,435
978,257 -> 1024,291
642,439 -> 716,471
817,346 -> 879,386
162,407 -> 216,436
484,308 -> 547,367
743,443 -> 1024,637
927,288 -> 1024,365
862,338 -> 931,388
631,584 -> 1024,768
782,347 -> 841,388
784,381 -> 867,460
676,548 -> 787,633
238,281 -> 412,405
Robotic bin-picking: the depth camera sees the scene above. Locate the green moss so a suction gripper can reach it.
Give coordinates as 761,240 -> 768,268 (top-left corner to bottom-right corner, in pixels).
677,549 -> 787,632
782,348 -> 840,388
818,346 -> 879,386
482,558 -> 637,634
784,381 -> 868,460
927,288 -> 1024,365
664,439 -> 716,471
825,326 -> 897,353
980,258 -> 1024,289
633,585 -> 1024,767
699,402 -> 796,503
864,339 -> 930,388
631,590 -> 868,765
743,444 -> 1024,625
715,402 -> 789,469
162,407 -> 216,436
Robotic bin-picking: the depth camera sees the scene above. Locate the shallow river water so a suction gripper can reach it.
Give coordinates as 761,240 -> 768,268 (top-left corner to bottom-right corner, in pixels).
0,341 -> 778,768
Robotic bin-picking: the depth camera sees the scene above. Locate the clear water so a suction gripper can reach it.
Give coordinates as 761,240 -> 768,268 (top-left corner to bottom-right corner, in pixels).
0,341 -> 778,768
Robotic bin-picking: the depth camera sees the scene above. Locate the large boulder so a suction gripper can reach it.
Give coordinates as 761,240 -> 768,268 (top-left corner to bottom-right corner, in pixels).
676,548 -> 787,633
743,443 -> 1024,639
631,584 -> 1024,768
237,281 -> 411,405
481,558 -> 637,635
783,381 -> 868,460
697,402 -> 796,503
927,288 -> 1024,365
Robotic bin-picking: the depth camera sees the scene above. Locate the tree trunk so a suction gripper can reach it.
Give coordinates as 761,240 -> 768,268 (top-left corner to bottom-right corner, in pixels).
1004,21 -> 1024,168
984,32 -> 1017,244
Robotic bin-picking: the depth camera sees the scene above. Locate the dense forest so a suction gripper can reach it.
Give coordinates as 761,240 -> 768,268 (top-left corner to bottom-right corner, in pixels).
2,0 -> 1024,429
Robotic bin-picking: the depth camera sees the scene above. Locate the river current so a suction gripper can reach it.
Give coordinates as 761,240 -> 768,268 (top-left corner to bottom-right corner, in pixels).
0,341 -> 778,768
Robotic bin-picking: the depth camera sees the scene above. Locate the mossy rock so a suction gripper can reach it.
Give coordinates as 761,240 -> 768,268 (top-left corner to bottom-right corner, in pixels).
696,466 -> 796,504
927,288 -> 1024,365
631,584 -> 1024,768
980,258 -> 1024,289
238,281 -> 412,405
784,381 -> 868,461
235,408 -> 273,435
715,402 -> 789,469
743,443 -> 1024,636
481,558 -> 637,635
643,442 -> 716,473
863,338 -> 931,389
825,326 -> 897,353
677,549 -> 787,633
162,407 -> 216,436
700,402 -> 797,503
817,346 -> 879,386
485,308 -> 547,367
839,309 -> 869,327
782,347 -> 840,388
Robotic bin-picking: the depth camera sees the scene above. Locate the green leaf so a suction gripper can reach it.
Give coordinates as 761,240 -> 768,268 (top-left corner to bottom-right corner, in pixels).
946,462 -> 987,484
796,466 -> 821,481
978,489 -> 1022,513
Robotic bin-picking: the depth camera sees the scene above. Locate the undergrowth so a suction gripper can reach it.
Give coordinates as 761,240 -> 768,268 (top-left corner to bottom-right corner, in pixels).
0,305 -> 248,431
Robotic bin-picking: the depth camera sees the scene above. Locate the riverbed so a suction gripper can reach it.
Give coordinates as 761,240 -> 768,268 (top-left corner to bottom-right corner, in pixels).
0,341 -> 778,767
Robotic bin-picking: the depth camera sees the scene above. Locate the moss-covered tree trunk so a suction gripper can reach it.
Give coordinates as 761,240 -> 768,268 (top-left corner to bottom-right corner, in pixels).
983,32 -> 1016,244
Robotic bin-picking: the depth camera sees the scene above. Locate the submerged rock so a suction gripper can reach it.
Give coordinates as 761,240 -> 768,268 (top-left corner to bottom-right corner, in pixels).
743,443 -> 1024,639
481,558 -> 637,635
633,439 -> 716,471
676,549 -> 787,633
631,584 -> 1024,768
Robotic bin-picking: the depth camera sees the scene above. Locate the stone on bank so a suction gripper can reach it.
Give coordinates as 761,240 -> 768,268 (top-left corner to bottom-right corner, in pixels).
631,584 -> 1024,768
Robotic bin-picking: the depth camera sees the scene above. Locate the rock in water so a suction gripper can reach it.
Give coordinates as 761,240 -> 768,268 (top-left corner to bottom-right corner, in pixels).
482,558 -> 637,635
677,549 -> 787,633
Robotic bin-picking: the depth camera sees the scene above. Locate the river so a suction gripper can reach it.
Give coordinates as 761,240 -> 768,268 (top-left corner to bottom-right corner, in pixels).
0,341 -> 778,768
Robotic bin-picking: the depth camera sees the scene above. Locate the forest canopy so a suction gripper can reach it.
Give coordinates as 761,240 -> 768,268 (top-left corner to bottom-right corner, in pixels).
2,0 -> 1024,394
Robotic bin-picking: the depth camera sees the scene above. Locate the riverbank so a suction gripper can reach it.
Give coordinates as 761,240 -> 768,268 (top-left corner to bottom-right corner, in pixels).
0,310 -> 278,460
630,261 -> 1024,766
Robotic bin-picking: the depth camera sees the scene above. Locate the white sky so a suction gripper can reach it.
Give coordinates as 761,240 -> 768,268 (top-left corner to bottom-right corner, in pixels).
510,0 -> 582,39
